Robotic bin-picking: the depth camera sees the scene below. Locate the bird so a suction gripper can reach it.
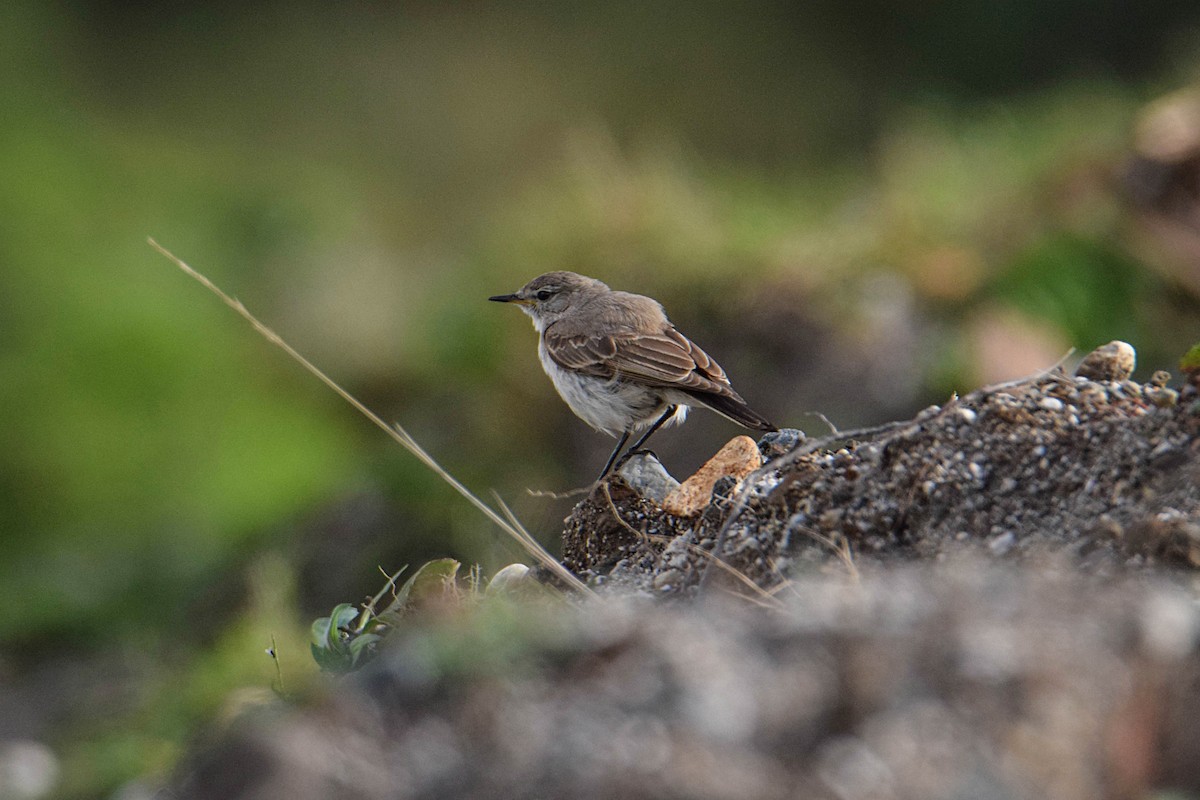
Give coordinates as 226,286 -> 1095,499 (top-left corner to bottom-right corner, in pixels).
490,271 -> 776,479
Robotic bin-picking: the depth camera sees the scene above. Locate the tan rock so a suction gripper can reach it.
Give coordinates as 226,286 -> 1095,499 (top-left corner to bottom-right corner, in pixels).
1075,341 -> 1136,382
663,436 -> 762,517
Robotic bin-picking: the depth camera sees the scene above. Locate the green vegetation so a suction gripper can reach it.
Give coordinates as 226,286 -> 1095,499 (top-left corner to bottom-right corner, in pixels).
310,559 -> 463,674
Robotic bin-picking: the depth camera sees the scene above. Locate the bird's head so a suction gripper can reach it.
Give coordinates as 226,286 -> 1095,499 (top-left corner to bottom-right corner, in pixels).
489,271 -> 609,328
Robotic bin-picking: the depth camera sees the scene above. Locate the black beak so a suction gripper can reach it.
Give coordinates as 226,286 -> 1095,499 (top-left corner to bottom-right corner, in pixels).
488,293 -> 520,303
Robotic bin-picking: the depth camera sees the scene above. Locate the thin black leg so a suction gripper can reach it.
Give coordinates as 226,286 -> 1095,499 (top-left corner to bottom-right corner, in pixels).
598,429 -> 632,480
626,405 -> 677,458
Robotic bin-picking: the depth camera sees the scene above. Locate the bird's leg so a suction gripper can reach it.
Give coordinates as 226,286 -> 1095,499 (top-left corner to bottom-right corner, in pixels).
599,405 -> 678,481
622,405 -> 677,463
598,429 -> 632,481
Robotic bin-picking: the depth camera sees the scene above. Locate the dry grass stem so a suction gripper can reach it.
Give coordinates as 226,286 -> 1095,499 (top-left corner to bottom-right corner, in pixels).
149,238 -> 593,597
526,486 -> 592,499
594,481 -> 783,606
980,348 -> 1076,393
599,482 -> 648,540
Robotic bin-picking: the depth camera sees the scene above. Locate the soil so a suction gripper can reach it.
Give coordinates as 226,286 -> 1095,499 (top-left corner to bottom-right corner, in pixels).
561,357 -> 1200,596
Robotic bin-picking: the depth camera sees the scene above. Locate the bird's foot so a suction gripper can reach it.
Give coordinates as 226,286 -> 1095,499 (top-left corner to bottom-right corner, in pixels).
595,448 -> 660,485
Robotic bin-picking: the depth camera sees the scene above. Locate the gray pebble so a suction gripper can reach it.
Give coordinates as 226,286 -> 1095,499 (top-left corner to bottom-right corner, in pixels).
618,453 -> 681,505
759,428 -> 805,459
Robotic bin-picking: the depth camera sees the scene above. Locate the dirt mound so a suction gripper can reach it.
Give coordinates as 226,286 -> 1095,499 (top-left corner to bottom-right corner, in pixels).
563,347 -> 1199,596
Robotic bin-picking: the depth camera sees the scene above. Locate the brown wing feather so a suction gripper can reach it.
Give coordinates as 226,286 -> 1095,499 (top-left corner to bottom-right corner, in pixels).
544,323 -> 735,397
541,289 -> 775,429
542,331 -> 618,377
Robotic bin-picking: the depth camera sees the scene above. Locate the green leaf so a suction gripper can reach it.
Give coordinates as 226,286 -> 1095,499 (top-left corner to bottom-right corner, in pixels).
310,642 -> 351,673
379,558 -> 460,618
310,560 -> 462,672
311,603 -> 359,651
348,633 -> 382,666
1180,344 -> 1200,373
310,616 -> 333,649
330,603 -> 359,632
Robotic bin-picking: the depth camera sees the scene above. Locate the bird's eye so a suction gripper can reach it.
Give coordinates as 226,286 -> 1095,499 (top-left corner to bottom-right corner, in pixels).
535,288 -> 554,301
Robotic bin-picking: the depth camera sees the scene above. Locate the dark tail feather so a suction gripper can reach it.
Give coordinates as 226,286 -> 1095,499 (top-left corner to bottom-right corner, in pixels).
685,390 -> 777,432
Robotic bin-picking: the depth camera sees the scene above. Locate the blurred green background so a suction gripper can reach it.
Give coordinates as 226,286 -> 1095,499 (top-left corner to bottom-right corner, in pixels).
3,1 -> 1200,796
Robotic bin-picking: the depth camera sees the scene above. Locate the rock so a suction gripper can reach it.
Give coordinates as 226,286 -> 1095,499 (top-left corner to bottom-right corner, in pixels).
170,566 -> 1200,800
663,436 -> 762,517
564,366 -> 1200,594
1146,385 -> 1179,408
710,475 -> 738,503
617,453 -> 680,505
988,531 -> 1016,555
1075,340 -> 1136,381
484,564 -> 531,596
651,568 -> 684,591
758,428 -> 804,460
0,740 -> 59,800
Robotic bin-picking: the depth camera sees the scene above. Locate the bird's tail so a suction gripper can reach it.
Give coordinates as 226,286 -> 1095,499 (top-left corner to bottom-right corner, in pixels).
686,390 -> 777,432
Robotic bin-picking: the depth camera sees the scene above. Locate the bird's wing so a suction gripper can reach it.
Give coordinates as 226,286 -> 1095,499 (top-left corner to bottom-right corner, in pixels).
544,324 -> 735,396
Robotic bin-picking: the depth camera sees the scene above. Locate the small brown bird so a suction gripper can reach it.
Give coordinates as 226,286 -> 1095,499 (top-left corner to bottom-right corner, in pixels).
490,271 -> 776,478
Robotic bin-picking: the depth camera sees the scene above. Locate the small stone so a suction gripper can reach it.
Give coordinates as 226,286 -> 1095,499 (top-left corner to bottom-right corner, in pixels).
665,549 -> 689,570
1039,397 -> 1064,412
652,568 -> 684,591
1145,385 -> 1179,408
759,428 -> 805,459
0,740 -> 59,800
1149,370 -> 1172,388
664,436 -> 763,517
1098,515 -> 1124,539
916,405 -> 942,421
988,531 -> 1016,555
485,564 -> 533,596
618,453 -> 680,505
1140,591 -> 1199,659
1074,340 -> 1136,381
956,407 -> 977,424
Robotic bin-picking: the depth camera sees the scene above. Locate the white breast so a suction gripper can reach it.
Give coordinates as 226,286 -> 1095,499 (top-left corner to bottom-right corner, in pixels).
536,338 -> 687,436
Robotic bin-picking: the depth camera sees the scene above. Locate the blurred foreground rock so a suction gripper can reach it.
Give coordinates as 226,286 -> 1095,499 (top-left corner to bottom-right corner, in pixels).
174,566 -> 1200,800
172,342 -> 1200,799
